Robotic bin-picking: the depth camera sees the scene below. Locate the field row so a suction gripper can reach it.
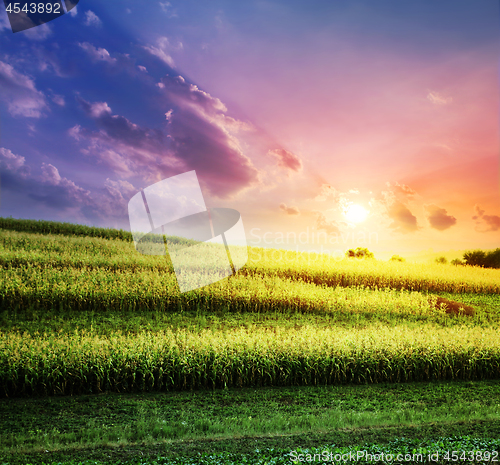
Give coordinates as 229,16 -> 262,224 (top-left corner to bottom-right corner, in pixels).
2,229 -> 500,295
1,324 -> 499,397
1,265 -> 491,327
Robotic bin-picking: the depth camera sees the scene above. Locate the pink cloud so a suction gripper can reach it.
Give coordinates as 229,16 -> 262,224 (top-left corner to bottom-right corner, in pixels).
269,148 -> 302,172
425,204 -> 457,231
279,203 -> 300,215
473,204 -> 500,232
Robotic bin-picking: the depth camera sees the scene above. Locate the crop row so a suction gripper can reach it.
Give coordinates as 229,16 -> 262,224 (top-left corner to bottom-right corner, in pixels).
1,325 -> 499,397
0,265 -> 448,322
2,229 -> 500,295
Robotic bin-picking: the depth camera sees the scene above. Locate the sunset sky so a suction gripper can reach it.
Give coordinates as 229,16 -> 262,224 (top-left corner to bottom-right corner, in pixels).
0,0 -> 499,257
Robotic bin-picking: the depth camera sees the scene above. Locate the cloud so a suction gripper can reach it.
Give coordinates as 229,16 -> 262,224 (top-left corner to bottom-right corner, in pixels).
31,163 -> 92,208
143,37 -> 176,68
425,204 -> 457,231
279,203 -> 300,215
387,201 -> 419,233
427,91 -> 452,105
0,147 -> 92,209
0,60 -> 47,117
0,9 -> 9,31
472,204 -> 485,219
79,42 -> 117,64
0,146 -> 141,227
83,100 -> 112,118
372,181 -> 420,233
0,147 -> 29,174
52,94 -> 65,106
386,181 -> 416,198
84,10 -> 102,26
472,204 -> 500,232
160,75 -> 226,114
67,4 -> 78,16
22,22 -> 52,40
314,184 -> 339,202
70,75 -> 259,199
138,65 -> 148,73
314,211 -> 342,235
159,1 -> 177,17
70,97 -> 169,178
158,75 -> 260,197
269,148 -> 302,172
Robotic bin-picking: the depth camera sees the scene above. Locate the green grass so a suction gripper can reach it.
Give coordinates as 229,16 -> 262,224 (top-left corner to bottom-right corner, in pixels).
1,380 -> 499,464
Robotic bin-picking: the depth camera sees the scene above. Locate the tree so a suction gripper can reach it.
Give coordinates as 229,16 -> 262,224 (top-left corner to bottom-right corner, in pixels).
484,248 -> 500,269
435,256 -> 448,265
390,255 -> 405,262
346,247 -> 374,259
450,258 -> 464,266
463,250 -> 487,267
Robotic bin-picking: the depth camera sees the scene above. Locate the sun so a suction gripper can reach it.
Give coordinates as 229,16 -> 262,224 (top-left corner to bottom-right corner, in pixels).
344,204 -> 369,223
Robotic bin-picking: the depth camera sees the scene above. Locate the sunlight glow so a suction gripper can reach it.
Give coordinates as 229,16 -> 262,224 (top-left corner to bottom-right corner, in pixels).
344,204 -> 369,223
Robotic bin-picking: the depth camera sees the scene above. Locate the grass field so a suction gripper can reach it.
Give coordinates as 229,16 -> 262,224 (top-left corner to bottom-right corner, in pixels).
0,217 -> 499,464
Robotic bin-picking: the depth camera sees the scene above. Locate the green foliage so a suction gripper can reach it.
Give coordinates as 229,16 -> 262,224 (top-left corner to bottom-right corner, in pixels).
346,247 -> 374,259
0,216 -> 132,241
390,255 -> 405,262
463,248 -> 500,269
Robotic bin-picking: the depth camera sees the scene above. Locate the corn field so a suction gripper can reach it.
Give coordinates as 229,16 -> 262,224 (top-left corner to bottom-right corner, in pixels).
0,219 -> 499,397
1,325 -> 499,397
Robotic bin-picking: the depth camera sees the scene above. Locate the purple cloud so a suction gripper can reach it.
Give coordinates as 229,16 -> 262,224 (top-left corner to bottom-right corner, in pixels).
71,80 -> 259,198
79,42 -> 117,64
143,37 -> 177,68
0,60 -> 47,117
0,146 -> 92,209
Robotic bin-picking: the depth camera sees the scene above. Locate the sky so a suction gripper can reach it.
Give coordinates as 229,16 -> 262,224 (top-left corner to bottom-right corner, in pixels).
0,0 -> 499,257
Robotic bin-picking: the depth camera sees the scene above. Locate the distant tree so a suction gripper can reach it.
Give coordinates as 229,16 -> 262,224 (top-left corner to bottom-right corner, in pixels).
346,247 -> 374,259
463,250 -> 487,267
484,248 -> 500,269
435,256 -> 448,265
390,255 -> 405,262
450,258 -> 464,266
